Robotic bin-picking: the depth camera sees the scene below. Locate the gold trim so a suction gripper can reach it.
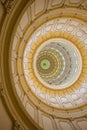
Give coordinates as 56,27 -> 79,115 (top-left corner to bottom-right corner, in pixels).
28,31 -> 87,96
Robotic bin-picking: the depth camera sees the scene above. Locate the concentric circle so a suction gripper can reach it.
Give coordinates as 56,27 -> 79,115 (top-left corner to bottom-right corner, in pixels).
40,59 -> 51,70
33,38 -> 82,89
22,19 -> 87,108
11,17 -> 87,111
36,49 -> 62,78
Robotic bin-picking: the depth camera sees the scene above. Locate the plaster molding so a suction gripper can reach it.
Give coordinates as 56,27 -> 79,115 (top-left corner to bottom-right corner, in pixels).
0,0 -> 17,13
0,83 -> 5,97
13,120 -> 26,130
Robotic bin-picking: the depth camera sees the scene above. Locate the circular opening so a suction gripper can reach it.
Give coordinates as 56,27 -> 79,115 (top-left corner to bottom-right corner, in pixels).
33,38 -> 82,90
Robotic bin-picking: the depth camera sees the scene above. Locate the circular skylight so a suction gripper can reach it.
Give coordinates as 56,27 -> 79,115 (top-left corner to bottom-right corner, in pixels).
33,38 -> 82,89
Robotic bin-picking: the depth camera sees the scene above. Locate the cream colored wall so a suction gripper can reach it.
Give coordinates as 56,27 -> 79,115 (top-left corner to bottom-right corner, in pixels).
0,98 -> 12,130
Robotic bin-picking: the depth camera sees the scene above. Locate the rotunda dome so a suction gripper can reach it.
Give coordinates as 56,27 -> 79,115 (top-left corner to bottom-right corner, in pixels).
1,0 -> 87,130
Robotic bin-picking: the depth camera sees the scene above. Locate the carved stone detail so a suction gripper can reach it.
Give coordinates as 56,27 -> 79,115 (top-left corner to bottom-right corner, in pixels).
0,83 -> 4,97
2,0 -> 35,14
1,0 -> 17,13
5,0 -> 16,13
13,120 -> 26,130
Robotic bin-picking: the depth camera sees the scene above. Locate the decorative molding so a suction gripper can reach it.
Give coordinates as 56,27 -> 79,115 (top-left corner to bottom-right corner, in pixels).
1,0 -> 17,13
0,83 -> 5,97
4,0 -> 34,13
13,120 -> 26,130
